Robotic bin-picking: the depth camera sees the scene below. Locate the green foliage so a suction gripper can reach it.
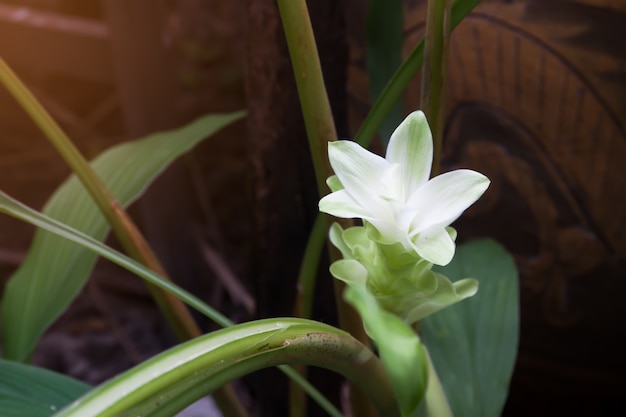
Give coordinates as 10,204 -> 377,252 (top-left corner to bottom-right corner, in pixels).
422,239 -> 520,417
0,359 -> 90,417
52,318 -> 394,417
1,111 -> 244,361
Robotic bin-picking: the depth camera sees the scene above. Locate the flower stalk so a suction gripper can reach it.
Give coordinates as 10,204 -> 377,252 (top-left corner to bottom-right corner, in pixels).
421,0 -> 453,176
276,1 -> 377,415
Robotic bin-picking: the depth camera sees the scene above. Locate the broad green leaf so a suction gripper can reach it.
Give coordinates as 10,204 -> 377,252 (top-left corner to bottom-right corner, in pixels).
421,239 -> 519,417
1,111 -> 244,361
366,0 -> 403,146
0,359 -> 90,417
344,286 -> 427,417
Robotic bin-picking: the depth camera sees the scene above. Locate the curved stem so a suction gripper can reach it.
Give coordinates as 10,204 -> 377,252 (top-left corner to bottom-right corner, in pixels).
54,319 -> 400,417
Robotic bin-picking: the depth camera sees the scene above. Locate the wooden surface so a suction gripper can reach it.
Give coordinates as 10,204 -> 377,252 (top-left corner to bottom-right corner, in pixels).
348,0 -> 626,415
0,3 -> 111,83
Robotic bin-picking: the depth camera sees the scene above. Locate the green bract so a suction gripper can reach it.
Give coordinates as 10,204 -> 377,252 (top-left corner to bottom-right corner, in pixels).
344,285 -> 428,417
319,110 -> 489,266
329,223 -> 477,325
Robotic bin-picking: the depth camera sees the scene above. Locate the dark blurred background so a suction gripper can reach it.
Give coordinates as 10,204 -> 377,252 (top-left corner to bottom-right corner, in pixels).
0,0 -> 624,416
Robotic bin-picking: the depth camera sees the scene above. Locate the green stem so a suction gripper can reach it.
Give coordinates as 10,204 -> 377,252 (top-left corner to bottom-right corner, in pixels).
293,215 -> 326,320
276,2 -> 375,416
0,57 -> 248,417
290,216 -> 325,417
275,0 -> 335,197
421,0 -> 453,177
54,319 -> 399,417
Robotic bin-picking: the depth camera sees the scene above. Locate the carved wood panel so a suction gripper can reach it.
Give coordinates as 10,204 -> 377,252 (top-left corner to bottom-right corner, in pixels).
350,0 -> 626,414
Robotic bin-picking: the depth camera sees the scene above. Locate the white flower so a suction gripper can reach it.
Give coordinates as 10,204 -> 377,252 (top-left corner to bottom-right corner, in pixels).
319,111 -> 489,265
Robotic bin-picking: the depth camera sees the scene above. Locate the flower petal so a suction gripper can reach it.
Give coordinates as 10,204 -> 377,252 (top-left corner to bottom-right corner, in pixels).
386,111 -> 433,197
411,226 -> 456,265
408,169 -> 490,233
319,189 -> 375,219
328,141 -> 389,208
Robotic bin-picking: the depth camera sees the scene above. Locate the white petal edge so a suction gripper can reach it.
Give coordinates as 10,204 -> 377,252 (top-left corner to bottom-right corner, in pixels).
328,141 -> 389,208
386,111 -> 433,196
319,189 -> 386,221
407,169 -> 490,233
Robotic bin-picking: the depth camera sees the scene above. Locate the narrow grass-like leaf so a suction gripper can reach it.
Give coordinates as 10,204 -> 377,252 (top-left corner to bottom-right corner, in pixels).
0,359 -> 90,417
366,0 -> 404,146
421,239 -> 519,417
1,111 -> 244,361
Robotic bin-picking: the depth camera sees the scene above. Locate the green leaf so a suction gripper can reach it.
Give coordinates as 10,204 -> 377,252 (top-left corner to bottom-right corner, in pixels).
366,0 -> 404,146
344,286 -> 427,417
50,318 -> 396,417
1,111 -> 244,361
0,359 -> 90,417
421,239 -> 519,417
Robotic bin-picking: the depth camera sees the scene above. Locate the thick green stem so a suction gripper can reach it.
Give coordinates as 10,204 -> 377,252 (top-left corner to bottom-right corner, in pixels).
421,0 -> 453,177
0,57 -> 248,417
275,0 -> 335,196
276,1 -> 374,416
54,319 -> 399,417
